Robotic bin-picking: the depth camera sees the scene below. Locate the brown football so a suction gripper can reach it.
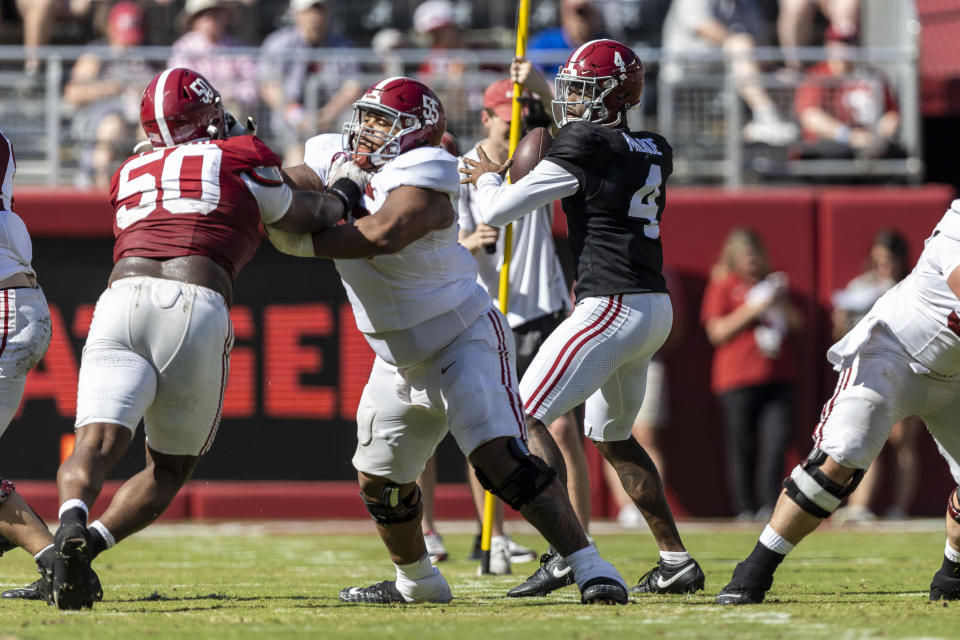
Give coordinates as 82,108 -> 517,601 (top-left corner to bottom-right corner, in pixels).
508,127 -> 553,183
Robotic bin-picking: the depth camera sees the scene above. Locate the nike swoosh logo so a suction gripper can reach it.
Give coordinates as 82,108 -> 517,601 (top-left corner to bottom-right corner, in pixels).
656,563 -> 695,589
441,361 -> 456,375
551,565 -> 572,579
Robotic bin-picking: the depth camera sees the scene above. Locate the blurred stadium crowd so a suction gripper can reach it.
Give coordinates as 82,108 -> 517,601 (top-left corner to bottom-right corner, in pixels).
0,0 -> 922,187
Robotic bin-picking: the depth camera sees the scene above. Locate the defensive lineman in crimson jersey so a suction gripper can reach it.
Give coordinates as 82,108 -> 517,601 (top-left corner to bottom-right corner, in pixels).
46,68 -> 362,610
461,39 -> 704,598
277,76 -> 629,605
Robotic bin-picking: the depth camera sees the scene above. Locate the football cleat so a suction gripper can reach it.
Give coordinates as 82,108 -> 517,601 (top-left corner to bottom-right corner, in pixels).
2,568 -> 103,603
51,523 -> 97,609
424,530 -> 448,563
632,558 -> 705,594
580,577 -> 629,605
506,548 -> 575,597
715,585 -> 766,605
339,580 -> 408,604
929,569 -> 960,601
714,559 -> 774,605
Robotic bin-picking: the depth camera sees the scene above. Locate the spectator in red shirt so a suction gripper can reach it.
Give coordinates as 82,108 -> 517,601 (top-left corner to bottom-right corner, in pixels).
701,228 -> 802,520
793,26 -> 903,160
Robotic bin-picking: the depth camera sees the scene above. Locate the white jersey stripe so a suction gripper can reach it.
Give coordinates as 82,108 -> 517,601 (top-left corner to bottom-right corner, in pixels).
154,68 -> 175,147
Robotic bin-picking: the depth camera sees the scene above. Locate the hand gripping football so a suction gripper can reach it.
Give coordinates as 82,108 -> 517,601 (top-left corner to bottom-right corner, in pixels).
508,127 -> 553,183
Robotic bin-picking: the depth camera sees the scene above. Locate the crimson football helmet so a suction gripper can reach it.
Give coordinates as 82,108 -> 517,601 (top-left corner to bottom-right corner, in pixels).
140,67 -> 226,148
342,77 -> 446,169
552,39 -> 645,127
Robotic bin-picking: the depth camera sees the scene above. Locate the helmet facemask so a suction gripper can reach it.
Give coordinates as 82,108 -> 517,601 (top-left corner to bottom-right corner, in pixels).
342,103 -> 423,169
552,74 -> 626,127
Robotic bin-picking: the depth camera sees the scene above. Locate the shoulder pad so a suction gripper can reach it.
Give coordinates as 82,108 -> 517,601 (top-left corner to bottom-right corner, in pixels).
219,135 -> 282,171
303,134 -> 343,184
374,147 -> 460,197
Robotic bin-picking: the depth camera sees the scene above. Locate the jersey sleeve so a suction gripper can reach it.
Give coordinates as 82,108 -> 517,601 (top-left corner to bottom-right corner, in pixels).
543,121 -> 603,189
303,134 -> 344,186
220,135 -> 283,171
372,147 -> 460,197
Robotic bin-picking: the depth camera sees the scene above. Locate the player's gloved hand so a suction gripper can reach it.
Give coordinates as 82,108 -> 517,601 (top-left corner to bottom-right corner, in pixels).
224,111 -> 257,138
328,153 -> 371,192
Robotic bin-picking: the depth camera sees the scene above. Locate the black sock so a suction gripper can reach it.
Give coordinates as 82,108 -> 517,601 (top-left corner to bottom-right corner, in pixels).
36,545 -> 55,568
942,555 -> 960,578
59,507 -> 87,529
88,527 -> 107,560
745,541 -> 787,572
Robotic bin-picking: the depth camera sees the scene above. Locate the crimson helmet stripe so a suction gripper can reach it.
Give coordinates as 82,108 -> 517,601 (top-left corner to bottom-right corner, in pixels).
153,68 -> 176,147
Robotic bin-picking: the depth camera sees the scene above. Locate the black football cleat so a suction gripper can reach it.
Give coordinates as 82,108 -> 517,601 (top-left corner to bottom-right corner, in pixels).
580,577 -> 628,605
714,559 -> 774,605
506,548 -> 574,597
3,569 -> 103,603
339,580 -> 408,604
632,558 -> 705,594
929,569 -> 960,601
715,585 -> 767,605
51,523 -> 97,610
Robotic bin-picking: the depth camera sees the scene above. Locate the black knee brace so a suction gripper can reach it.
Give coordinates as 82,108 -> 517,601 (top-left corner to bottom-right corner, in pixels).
782,448 -> 865,518
359,483 -> 422,527
474,438 -> 557,511
0,479 -> 14,505
947,487 -> 960,525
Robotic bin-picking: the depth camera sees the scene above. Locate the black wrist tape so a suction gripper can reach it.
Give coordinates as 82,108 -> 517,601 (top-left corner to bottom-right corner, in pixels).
327,177 -> 363,213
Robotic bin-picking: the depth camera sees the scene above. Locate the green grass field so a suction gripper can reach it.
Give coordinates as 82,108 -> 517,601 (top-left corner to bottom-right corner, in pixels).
0,520 -> 955,639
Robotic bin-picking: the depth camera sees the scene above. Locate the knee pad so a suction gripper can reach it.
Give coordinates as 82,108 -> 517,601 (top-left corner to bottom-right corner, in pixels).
947,487 -> 960,525
474,438 -> 557,511
0,479 -> 14,505
782,448 -> 865,518
359,483 -> 422,527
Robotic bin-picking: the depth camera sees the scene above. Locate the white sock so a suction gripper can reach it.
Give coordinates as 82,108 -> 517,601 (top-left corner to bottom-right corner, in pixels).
58,499 -> 89,521
565,545 -> 626,591
945,540 -> 960,563
34,544 -> 53,561
394,553 -> 451,603
659,550 -> 691,565
90,520 -> 116,549
759,524 -> 795,555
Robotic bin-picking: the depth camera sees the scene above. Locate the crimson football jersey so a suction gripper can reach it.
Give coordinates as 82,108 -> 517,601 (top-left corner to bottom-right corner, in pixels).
110,135 -> 282,280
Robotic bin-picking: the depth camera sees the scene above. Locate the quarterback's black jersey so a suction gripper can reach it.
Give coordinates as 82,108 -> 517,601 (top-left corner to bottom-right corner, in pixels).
544,120 -> 673,300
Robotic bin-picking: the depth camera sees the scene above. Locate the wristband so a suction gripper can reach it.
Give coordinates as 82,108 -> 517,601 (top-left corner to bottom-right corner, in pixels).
327,177 -> 363,214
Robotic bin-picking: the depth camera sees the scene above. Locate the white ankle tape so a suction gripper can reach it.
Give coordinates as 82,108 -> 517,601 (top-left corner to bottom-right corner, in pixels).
58,499 -> 89,520
759,524 -> 795,555
945,540 -> 960,563
90,520 -> 116,549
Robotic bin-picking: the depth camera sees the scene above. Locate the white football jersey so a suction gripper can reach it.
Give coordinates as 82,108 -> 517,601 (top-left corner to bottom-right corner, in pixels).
459,145 -> 571,328
303,134 -> 480,333
829,202 -> 960,377
0,130 -> 36,281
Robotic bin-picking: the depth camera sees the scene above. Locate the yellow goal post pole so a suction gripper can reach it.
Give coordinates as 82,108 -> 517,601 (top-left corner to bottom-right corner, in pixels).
481,0 -> 530,575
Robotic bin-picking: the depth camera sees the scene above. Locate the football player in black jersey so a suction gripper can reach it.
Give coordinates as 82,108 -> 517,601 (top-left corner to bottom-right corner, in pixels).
461,39 -> 704,598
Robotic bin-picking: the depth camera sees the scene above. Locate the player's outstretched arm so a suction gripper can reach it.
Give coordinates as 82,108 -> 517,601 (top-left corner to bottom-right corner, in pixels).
311,186 -> 454,259
463,156 -> 579,228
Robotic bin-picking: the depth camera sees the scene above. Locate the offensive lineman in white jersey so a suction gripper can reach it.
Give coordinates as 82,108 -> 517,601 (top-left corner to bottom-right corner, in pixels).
0,130 -> 104,602
273,76 -> 628,605
717,200 -> 960,604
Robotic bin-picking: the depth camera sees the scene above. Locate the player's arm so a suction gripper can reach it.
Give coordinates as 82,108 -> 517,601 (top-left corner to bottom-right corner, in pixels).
462,154 -> 579,227
244,166 -> 353,233
311,186 -> 454,259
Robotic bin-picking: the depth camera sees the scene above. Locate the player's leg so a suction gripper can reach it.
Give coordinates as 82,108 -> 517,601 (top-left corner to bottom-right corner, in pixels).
547,411 -> 590,528
911,395 -> 960,601
447,308 -> 626,604
417,454 -> 448,563
341,357 -> 452,604
716,335 -> 910,605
